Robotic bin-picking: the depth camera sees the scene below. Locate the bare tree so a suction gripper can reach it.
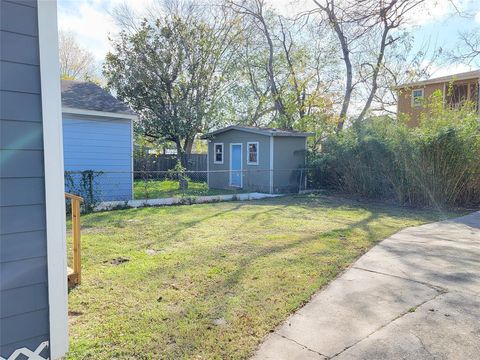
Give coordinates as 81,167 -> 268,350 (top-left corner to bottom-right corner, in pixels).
449,29 -> 480,65
228,0 -> 288,123
58,30 -> 97,80
313,0 -> 428,130
227,0 -> 337,131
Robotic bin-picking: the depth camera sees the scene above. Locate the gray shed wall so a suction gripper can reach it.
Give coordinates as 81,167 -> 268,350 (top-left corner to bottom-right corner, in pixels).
207,130 -> 271,192
272,136 -> 306,193
0,0 -> 51,357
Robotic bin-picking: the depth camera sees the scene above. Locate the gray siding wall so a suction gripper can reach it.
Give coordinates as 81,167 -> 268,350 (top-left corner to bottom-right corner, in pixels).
272,136 -> 306,193
207,130 -> 271,192
0,0 -> 51,357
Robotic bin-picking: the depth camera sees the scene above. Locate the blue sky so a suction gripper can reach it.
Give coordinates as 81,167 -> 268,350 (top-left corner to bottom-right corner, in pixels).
57,0 -> 480,77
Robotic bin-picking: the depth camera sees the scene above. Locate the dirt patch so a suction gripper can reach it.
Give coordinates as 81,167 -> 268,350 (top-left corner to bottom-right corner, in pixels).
68,310 -> 83,326
108,257 -> 130,265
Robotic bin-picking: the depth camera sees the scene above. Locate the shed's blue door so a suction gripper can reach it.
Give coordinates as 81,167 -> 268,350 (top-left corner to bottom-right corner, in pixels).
230,144 -> 242,187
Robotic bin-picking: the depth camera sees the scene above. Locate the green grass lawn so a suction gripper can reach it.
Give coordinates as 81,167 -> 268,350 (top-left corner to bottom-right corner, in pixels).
134,179 -> 240,199
67,195 -> 459,359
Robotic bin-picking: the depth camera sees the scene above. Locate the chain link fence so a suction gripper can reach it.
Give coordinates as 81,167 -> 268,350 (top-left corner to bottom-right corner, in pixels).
64,168 -> 315,209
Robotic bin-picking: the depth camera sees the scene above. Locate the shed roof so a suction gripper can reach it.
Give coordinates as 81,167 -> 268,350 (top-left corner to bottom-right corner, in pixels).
61,79 -> 136,116
397,70 -> 480,89
202,125 -> 313,138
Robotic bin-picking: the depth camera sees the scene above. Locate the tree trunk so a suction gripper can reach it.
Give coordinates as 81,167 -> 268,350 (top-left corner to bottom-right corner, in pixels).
174,138 -> 188,190
314,0 -> 353,132
333,20 -> 352,133
356,25 -> 389,122
184,136 -> 194,154
260,15 -> 286,121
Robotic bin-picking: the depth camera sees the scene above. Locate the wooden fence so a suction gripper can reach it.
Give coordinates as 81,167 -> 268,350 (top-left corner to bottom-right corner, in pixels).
134,153 -> 207,178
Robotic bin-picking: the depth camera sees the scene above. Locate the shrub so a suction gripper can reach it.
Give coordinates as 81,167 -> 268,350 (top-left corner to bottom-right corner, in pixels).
309,98 -> 480,208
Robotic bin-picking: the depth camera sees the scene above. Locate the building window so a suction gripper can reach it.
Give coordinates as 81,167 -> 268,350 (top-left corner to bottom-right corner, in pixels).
411,89 -> 424,107
446,83 -> 472,109
247,142 -> 259,165
214,143 -> 224,164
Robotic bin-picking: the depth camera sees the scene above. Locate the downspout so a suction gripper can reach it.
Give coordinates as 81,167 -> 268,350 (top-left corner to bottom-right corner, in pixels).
269,135 -> 274,194
304,136 -> 308,191
206,140 -> 210,188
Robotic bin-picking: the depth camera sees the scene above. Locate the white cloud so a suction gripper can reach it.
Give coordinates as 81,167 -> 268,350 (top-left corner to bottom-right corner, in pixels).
58,2 -> 116,61
475,10 -> 480,22
402,0 -> 460,27
57,0 -> 154,62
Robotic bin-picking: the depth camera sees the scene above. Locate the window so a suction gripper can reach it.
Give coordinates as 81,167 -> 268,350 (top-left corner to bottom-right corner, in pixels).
214,143 -> 223,164
446,83 -> 474,109
247,142 -> 259,165
411,89 -> 424,107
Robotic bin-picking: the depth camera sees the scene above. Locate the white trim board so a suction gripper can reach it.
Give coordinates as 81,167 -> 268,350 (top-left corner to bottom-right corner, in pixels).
411,88 -> 424,107
213,143 -> 224,164
38,1 -> 69,358
206,141 -> 210,187
62,107 -> 137,120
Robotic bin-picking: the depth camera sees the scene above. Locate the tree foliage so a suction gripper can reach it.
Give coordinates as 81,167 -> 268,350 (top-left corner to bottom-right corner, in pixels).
309,91 -> 480,208
104,9 -> 241,155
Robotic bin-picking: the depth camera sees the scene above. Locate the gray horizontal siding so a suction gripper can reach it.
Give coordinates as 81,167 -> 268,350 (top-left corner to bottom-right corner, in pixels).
208,129 -> 271,192
1,149 -> 45,178
6,0 -> 37,7
0,231 -> 47,263
1,336 -> 49,360
0,30 -> 39,65
1,309 -> 49,346
0,204 -> 46,235
0,178 -> 45,206
0,257 -> 48,291
0,91 -> 42,122
1,283 -> 48,318
0,0 -> 51,357
0,1 -> 38,36
0,120 -> 43,150
0,61 -> 40,94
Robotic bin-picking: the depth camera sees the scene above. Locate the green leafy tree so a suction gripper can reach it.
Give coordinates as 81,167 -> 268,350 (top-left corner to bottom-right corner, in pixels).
104,13 -> 240,157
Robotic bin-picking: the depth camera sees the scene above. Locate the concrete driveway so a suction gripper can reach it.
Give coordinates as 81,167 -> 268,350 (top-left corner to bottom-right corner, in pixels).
252,211 -> 480,360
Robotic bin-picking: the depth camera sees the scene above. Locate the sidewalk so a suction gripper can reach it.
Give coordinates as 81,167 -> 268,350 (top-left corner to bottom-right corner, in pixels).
252,212 -> 480,359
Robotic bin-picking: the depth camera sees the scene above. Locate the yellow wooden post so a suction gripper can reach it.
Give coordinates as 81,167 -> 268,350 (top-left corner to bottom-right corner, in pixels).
72,198 -> 81,284
65,192 -> 83,286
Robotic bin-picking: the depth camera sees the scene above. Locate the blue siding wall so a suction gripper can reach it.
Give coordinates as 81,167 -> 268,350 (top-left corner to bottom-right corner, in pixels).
63,116 -> 133,201
0,0 -> 51,358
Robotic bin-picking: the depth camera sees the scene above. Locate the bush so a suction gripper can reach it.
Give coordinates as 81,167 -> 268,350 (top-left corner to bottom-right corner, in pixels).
309,97 -> 480,208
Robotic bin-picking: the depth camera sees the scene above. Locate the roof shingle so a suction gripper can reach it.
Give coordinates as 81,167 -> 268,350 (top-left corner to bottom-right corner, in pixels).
61,79 -> 136,116
202,125 -> 313,138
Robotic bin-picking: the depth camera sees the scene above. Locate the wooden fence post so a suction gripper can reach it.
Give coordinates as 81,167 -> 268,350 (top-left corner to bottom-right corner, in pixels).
65,192 -> 83,286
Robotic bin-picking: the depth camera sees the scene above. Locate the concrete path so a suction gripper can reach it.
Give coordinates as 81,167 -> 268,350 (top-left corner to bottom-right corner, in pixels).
253,211 -> 480,360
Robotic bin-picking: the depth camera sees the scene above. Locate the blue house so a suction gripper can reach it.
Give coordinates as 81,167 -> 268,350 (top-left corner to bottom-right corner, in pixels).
61,80 -> 136,201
